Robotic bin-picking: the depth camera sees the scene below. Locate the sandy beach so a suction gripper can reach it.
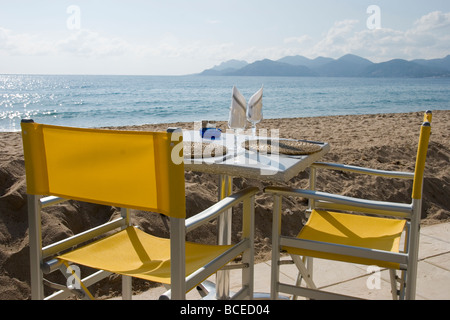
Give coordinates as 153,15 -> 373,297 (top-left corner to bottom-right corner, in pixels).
0,110 -> 449,300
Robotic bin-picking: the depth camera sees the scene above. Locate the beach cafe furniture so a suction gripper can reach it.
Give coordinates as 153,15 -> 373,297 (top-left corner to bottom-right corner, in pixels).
181,128 -> 330,299
21,120 -> 258,300
266,110 -> 432,300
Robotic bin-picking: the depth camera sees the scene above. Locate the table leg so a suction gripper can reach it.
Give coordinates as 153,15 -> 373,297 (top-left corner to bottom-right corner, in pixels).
307,166 -> 317,216
216,174 -> 233,299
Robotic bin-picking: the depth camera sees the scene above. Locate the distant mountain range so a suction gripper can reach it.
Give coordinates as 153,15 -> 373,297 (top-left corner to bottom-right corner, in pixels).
198,54 -> 450,78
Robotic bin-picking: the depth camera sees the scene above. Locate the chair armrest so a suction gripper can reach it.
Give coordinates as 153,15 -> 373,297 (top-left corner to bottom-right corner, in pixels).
280,237 -> 408,266
312,162 -> 414,180
185,187 -> 259,233
265,187 -> 412,217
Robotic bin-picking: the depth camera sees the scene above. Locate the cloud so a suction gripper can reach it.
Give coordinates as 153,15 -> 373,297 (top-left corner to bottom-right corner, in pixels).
0,27 -> 56,56
0,27 -> 133,58
0,25 -> 242,74
309,20 -> 360,58
293,11 -> 450,61
57,29 -> 132,58
284,35 -> 313,45
413,11 -> 450,32
359,11 -> 450,61
231,11 -> 450,63
1,10 -> 449,74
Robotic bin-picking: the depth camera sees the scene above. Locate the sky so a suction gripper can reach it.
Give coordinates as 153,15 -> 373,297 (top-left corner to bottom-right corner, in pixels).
1,0 -> 450,75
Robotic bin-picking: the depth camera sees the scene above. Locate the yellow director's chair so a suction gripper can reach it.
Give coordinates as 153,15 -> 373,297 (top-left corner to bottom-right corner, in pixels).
22,120 -> 257,300
266,111 -> 432,300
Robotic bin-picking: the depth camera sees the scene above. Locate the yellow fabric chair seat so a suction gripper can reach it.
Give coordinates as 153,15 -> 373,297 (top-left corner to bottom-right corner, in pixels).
283,210 -> 406,269
58,227 -> 233,285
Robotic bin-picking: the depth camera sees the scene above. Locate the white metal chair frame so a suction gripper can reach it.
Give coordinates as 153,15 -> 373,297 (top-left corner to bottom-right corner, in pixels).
267,115 -> 431,300
24,121 -> 258,300
29,187 -> 257,300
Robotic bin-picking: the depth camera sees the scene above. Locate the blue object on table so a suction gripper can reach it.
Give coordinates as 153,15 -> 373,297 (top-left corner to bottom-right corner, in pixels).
201,128 -> 222,140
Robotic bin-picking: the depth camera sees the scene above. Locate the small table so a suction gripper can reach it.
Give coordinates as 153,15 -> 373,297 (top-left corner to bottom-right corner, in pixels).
183,130 -> 330,182
180,129 -> 330,299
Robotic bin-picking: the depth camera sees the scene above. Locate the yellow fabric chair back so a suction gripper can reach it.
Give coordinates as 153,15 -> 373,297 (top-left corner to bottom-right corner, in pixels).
21,120 -> 186,218
411,121 -> 431,200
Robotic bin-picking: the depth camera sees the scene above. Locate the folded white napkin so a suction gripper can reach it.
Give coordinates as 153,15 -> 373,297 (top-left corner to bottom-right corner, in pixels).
247,86 -> 263,123
228,86 -> 247,129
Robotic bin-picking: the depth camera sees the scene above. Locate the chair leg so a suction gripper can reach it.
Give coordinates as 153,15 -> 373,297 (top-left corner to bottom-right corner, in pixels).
270,249 -> 280,300
399,270 -> 407,300
216,175 -> 233,299
307,257 -> 314,282
122,275 -> 132,300
270,195 -> 282,300
28,195 -> 44,300
293,256 -> 316,288
389,269 -> 407,300
170,217 -> 186,300
241,196 -> 255,299
405,201 -> 421,300
292,255 -> 317,300
389,269 -> 399,300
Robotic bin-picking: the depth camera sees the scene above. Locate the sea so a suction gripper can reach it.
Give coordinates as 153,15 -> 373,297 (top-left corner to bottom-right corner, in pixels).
1,74 -> 449,132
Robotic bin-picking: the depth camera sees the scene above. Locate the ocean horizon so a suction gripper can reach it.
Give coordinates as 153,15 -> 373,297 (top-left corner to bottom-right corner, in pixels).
1,74 -> 449,132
